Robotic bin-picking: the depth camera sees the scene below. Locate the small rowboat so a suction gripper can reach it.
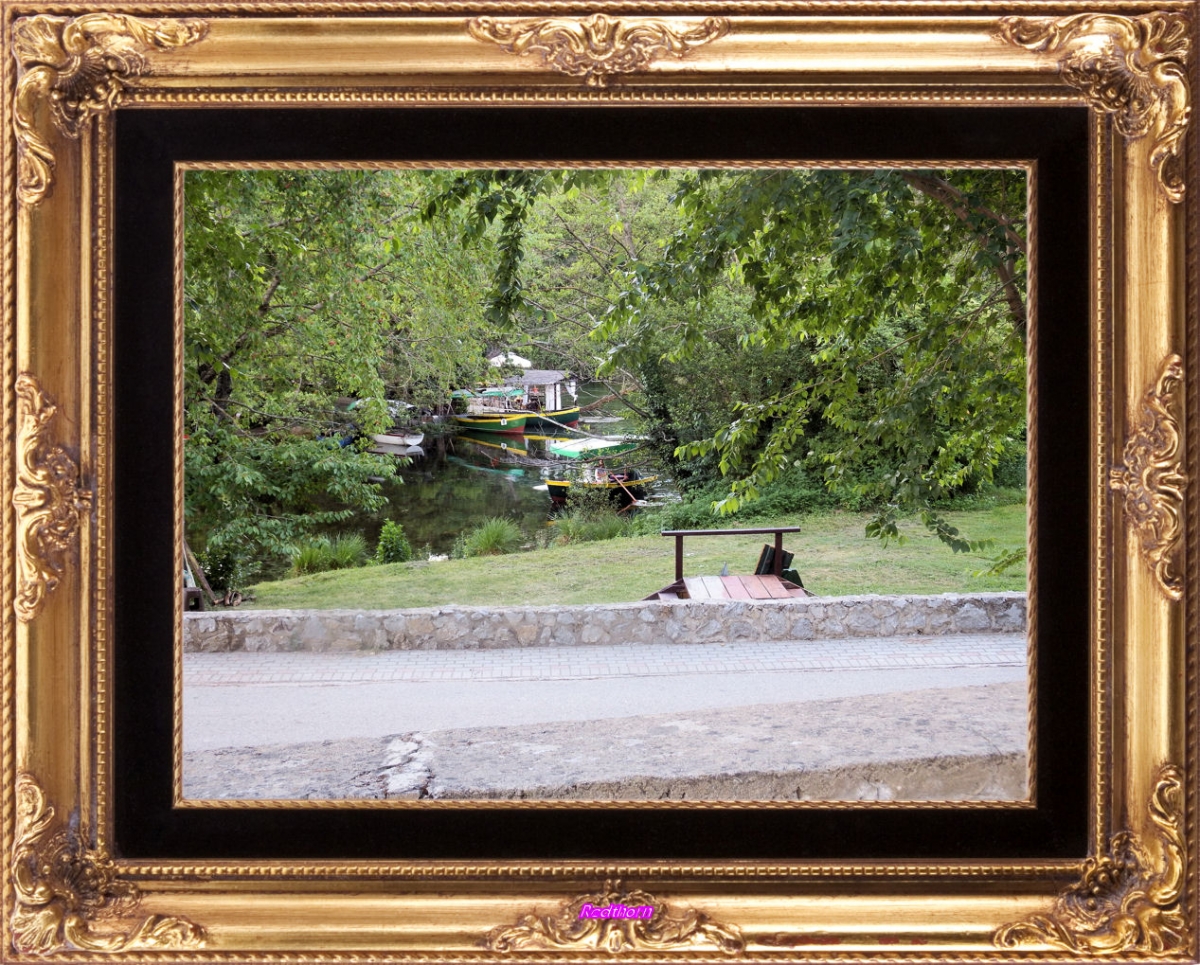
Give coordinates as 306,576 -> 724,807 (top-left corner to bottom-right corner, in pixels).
546,470 -> 658,508
547,437 -> 637,459
372,431 -> 424,447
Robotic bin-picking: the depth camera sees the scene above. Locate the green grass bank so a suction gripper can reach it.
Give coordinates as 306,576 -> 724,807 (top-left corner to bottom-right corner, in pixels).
246,504 -> 1026,611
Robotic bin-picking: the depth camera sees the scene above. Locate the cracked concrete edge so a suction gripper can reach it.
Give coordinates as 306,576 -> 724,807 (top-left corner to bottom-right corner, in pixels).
382,733 -> 434,798
427,751 -> 1028,801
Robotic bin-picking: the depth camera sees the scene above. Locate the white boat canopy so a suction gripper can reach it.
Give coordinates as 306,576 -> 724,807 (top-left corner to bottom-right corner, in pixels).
488,351 -> 532,368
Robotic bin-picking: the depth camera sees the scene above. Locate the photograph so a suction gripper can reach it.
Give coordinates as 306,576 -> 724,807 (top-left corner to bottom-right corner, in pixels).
179,165 -> 1033,803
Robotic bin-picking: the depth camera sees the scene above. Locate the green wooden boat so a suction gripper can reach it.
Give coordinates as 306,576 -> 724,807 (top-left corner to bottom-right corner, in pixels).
547,437 -> 637,459
450,411 -> 529,434
523,406 -> 581,433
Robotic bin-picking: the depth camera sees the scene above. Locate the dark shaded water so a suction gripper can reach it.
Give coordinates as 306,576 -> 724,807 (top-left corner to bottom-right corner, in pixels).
362,432 -> 558,555
352,384 -> 661,555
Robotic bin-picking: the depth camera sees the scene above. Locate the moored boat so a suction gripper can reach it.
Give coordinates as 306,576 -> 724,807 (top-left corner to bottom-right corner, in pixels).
451,367 -> 581,434
547,468 -> 658,508
548,437 -> 637,460
450,411 -> 529,434
450,387 -> 529,434
372,431 -> 425,447
522,406 -> 581,433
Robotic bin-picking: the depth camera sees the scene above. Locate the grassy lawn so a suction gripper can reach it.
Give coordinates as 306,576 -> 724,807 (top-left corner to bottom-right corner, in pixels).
246,503 -> 1027,610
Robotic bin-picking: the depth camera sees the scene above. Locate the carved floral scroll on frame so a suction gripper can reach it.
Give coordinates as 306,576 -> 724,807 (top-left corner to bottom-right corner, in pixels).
12,374 -> 91,623
12,13 -> 208,207
467,13 -> 730,88
10,776 -> 206,955
995,13 -> 1191,203
2,3 -> 1196,960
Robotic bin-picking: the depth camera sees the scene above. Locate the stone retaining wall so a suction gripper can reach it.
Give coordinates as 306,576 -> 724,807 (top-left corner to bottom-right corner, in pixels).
184,593 -> 1026,653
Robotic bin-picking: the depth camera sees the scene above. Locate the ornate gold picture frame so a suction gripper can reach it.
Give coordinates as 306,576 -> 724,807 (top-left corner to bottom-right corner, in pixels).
1,2 -> 1196,959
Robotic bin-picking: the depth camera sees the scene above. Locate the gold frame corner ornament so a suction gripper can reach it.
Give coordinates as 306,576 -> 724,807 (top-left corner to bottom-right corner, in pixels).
994,764 -> 1188,954
1109,353 -> 1186,601
13,373 -> 92,623
995,12 -> 1190,202
467,14 -> 730,88
11,774 -> 207,954
483,879 -> 744,954
12,12 -> 208,207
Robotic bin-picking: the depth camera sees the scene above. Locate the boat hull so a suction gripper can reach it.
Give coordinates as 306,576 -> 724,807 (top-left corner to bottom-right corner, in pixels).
523,406 -> 580,432
372,431 -> 424,447
548,437 -> 637,459
451,413 -> 529,434
547,475 -> 657,508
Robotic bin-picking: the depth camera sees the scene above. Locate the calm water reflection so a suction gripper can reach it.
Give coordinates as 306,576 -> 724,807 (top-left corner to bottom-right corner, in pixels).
360,431 -> 557,555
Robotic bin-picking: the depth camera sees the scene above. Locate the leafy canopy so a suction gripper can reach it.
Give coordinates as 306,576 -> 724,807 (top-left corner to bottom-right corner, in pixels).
184,169 -> 499,573
426,167 -> 1028,551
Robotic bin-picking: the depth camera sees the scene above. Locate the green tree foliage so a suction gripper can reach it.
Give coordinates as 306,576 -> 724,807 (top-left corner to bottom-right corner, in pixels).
184,170 -> 498,573
615,169 -> 1027,551
425,170 -> 766,483
427,168 -> 1027,551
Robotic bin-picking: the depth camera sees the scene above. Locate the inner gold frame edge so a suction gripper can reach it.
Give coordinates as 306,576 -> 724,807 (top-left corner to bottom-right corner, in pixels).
169,157 -> 1040,813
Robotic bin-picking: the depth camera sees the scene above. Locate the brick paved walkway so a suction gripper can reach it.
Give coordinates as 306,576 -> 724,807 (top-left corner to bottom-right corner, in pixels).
184,632 -> 1026,686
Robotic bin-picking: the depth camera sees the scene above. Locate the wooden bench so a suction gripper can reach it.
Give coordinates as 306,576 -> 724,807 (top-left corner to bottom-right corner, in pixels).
682,574 -> 804,600
643,527 -> 811,600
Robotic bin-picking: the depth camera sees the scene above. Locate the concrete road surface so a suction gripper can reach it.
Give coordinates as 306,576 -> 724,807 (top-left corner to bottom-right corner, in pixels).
183,632 -> 1026,749
181,633 -> 1029,801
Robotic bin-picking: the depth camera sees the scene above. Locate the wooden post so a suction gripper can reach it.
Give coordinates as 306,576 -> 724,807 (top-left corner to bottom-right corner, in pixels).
675,533 -> 685,582
774,530 -> 783,576
184,540 -> 220,607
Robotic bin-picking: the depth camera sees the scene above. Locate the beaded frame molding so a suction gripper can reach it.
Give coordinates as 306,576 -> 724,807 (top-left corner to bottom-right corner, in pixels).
1,2 -> 1197,960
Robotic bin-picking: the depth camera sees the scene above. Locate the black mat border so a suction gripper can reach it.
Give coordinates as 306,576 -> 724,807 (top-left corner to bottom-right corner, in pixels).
113,105 -> 1090,861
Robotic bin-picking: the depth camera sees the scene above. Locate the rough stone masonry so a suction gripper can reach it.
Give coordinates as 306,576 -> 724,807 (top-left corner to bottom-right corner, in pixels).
184,592 -> 1027,653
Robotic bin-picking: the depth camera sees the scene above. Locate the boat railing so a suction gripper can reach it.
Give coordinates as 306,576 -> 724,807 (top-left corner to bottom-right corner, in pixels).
660,527 -> 802,582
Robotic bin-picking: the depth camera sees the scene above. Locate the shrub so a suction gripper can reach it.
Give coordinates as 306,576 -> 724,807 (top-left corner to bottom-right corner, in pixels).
196,546 -> 244,595
289,539 -> 333,576
462,517 -> 523,557
374,520 -> 413,564
582,514 -> 631,541
992,446 -> 1028,489
289,533 -> 369,576
328,533 -> 369,569
552,506 -> 631,544
623,509 -> 667,536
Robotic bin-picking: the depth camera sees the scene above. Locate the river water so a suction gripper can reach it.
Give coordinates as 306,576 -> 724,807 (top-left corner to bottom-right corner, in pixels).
357,392 -> 661,555
364,432 -> 557,555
